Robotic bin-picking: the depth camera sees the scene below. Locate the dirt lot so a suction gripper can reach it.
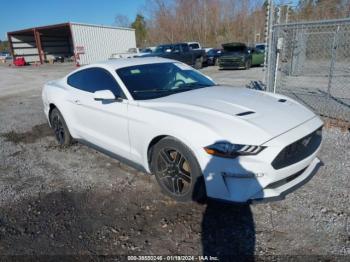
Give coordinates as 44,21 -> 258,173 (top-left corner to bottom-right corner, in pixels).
0,63 -> 349,260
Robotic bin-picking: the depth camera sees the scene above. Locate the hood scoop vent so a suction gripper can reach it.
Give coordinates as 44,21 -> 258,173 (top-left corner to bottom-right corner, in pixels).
236,111 -> 255,116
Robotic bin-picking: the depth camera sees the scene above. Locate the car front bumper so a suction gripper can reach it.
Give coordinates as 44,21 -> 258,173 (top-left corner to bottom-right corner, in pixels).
218,57 -> 245,69
196,116 -> 323,203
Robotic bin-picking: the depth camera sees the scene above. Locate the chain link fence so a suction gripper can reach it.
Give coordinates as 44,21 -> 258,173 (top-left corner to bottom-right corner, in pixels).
267,18 -> 350,122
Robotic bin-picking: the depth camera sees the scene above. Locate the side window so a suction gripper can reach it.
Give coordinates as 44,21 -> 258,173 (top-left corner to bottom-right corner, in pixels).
67,70 -> 85,89
181,44 -> 189,52
173,45 -> 181,53
67,68 -> 125,98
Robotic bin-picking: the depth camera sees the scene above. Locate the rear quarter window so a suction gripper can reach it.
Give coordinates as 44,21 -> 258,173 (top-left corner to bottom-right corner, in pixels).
189,43 -> 200,49
67,68 -> 125,98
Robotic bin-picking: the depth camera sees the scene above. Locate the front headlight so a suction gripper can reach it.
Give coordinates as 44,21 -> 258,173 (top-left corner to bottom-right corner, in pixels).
204,142 -> 265,158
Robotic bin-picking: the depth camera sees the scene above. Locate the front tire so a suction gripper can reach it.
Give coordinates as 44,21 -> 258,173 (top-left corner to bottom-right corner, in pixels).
151,137 -> 206,202
245,59 -> 251,70
49,108 -> 72,146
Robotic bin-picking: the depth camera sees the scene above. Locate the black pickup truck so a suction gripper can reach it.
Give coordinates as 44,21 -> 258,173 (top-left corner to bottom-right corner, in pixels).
141,43 -> 206,69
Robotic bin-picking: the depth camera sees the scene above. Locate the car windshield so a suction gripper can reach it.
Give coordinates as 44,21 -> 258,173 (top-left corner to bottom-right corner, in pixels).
207,49 -> 216,55
208,49 -> 221,55
117,62 -> 215,100
256,45 -> 265,51
223,45 -> 247,53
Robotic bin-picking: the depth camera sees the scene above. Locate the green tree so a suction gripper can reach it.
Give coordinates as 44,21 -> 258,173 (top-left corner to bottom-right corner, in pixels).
0,40 -> 9,52
131,14 -> 147,47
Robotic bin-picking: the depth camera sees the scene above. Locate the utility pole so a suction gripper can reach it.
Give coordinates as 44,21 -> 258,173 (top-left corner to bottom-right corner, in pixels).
263,0 -> 274,90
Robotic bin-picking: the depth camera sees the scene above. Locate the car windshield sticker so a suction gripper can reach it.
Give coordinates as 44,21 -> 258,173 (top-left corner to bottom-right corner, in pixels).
131,69 -> 141,74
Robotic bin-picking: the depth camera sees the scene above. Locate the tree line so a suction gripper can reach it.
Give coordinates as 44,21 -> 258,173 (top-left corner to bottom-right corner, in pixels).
117,0 -> 350,48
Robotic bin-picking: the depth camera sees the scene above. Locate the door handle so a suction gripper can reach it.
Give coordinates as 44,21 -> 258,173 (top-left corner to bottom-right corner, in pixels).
74,99 -> 81,105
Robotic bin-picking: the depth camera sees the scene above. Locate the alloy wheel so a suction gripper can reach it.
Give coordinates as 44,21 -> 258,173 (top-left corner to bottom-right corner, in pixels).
156,148 -> 192,196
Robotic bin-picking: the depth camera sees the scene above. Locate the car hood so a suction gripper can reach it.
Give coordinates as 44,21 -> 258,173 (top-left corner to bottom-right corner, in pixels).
138,86 -> 316,145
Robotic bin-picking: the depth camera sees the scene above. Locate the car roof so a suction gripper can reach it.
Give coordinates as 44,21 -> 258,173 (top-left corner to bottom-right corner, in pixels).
93,57 -> 178,70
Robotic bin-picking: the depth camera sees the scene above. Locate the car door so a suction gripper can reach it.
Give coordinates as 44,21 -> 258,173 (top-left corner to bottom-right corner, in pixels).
252,48 -> 264,66
167,44 -> 183,63
66,67 -> 130,159
180,44 -> 193,65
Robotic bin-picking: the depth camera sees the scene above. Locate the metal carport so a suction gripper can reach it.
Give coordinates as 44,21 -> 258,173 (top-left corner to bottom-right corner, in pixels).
8,23 -> 73,64
8,22 -> 136,65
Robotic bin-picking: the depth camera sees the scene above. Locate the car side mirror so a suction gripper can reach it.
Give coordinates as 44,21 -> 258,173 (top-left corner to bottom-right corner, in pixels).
94,90 -> 118,101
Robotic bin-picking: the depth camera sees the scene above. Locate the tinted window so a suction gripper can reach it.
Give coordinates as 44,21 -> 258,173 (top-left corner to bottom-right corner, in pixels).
207,49 -> 215,55
155,45 -> 173,53
117,63 -> 215,100
67,68 -> 124,98
223,45 -> 247,53
256,44 -> 265,52
181,44 -> 190,52
173,45 -> 181,52
208,49 -> 221,56
141,48 -> 152,53
189,43 -> 200,49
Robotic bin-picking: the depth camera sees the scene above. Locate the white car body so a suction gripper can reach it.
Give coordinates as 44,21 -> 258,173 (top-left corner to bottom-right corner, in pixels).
110,48 -> 142,59
42,57 -> 323,203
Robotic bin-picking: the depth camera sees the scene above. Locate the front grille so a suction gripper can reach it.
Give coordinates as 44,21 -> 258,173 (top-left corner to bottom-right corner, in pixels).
220,57 -> 243,62
271,127 -> 322,170
219,56 -> 244,67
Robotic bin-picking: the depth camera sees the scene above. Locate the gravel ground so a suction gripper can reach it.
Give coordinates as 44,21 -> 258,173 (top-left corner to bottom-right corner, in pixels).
0,63 -> 349,260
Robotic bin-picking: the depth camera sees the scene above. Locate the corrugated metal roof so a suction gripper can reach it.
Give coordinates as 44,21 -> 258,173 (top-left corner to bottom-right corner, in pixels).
8,22 -> 134,35
70,22 -> 135,31
8,23 -> 70,35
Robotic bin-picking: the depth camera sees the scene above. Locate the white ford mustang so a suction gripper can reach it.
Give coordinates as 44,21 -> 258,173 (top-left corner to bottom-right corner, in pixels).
42,57 -> 323,203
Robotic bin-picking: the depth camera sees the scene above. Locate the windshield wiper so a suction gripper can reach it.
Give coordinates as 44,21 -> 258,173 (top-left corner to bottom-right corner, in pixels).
177,83 -> 212,89
132,83 -> 213,94
133,89 -> 172,93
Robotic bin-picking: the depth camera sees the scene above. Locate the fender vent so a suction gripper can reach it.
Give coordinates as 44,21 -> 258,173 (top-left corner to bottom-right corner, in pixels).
236,111 -> 255,116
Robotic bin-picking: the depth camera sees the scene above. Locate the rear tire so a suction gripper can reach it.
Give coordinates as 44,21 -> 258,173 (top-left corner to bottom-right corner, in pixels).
194,57 -> 203,69
151,137 -> 206,202
49,108 -> 72,146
